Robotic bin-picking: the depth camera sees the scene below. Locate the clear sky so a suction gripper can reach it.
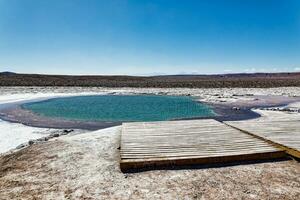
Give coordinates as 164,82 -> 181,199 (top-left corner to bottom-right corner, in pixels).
0,0 -> 299,75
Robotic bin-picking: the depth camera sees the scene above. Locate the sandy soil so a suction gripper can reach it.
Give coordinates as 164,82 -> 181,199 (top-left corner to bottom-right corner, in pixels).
0,125 -> 299,200
0,87 -> 300,199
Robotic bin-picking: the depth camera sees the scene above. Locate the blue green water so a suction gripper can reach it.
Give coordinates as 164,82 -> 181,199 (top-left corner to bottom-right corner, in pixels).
22,95 -> 215,122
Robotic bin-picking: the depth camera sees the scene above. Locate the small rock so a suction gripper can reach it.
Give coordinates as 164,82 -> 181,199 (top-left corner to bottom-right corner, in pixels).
28,140 -> 35,145
38,137 -> 49,142
63,129 -> 74,133
16,143 -> 26,149
51,133 -> 60,137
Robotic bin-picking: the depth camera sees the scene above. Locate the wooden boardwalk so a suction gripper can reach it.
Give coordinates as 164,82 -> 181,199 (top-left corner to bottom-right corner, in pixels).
225,119 -> 300,158
120,119 -> 284,171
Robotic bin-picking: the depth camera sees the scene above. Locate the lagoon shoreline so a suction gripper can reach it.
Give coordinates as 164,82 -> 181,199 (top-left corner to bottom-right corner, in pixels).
0,97 -> 261,131
1,87 -> 300,153
1,87 -> 300,130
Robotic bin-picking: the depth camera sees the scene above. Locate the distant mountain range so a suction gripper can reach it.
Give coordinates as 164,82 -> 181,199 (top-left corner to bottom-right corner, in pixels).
1,72 -> 300,88
0,71 -> 16,75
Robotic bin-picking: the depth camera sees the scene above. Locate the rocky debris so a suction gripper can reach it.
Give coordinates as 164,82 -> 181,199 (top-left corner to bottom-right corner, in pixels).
261,107 -> 300,113
232,94 -> 250,97
36,137 -> 48,142
158,92 -> 168,95
15,143 -> 26,149
28,140 -> 35,145
63,129 -> 74,134
49,133 -> 60,137
15,129 -> 74,150
232,107 -> 241,110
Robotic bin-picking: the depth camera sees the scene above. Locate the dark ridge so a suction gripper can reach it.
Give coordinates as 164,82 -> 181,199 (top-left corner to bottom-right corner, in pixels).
1,72 -> 300,88
0,71 -> 17,76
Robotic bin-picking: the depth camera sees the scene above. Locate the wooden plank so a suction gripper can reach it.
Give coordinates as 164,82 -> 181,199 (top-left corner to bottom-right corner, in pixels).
225,119 -> 300,159
120,119 -> 285,171
120,152 -> 285,172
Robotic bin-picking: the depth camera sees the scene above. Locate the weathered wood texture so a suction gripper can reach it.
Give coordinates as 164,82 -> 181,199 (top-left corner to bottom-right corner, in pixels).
120,119 -> 284,171
225,119 -> 300,158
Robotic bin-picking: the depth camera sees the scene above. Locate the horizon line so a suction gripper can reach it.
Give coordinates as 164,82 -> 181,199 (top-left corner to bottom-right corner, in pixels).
1,71 -> 300,77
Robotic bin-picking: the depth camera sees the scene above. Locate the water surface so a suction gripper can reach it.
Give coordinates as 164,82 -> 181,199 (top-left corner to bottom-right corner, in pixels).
22,95 -> 215,122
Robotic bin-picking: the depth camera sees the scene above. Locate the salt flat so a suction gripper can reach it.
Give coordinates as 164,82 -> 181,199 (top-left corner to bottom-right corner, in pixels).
1,86 -> 300,104
0,119 -> 50,154
0,87 -> 300,199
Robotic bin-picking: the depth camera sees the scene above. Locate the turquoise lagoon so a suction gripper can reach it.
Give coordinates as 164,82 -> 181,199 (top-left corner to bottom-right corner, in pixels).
22,95 -> 215,122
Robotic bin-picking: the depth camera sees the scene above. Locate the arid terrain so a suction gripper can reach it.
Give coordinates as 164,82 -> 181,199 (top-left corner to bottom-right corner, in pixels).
0,125 -> 299,200
0,87 -> 299,199
1,72 -> 300,88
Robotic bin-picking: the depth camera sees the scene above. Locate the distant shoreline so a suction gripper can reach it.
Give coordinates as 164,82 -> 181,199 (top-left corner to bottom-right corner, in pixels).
1,72 -> 300,88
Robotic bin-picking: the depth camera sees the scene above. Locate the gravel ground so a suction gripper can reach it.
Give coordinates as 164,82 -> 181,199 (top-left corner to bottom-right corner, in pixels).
0,126 -> 299,200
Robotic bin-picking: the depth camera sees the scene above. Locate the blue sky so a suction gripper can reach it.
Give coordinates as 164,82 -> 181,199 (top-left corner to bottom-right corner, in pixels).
0,0 -> 299,75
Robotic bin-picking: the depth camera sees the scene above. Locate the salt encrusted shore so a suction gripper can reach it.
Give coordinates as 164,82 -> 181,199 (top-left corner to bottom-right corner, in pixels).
0,87 -> 300,199
1,86 -> 300,154
0,119 -> 80,154
1,86 -> 300,104
1,86 -> 300,131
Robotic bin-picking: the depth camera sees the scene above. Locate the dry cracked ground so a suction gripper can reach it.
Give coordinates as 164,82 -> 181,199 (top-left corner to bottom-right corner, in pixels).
0,127 -> 299,200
